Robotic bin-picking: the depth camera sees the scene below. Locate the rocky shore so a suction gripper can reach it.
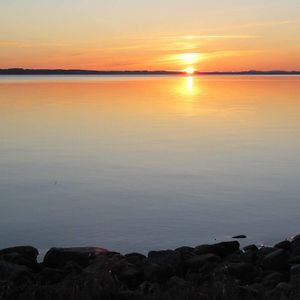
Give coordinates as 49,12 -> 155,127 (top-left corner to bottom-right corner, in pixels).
1,237 -> 300,299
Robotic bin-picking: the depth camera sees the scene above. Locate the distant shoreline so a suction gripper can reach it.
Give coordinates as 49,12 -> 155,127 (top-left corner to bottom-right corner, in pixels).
0,68 -> 300,76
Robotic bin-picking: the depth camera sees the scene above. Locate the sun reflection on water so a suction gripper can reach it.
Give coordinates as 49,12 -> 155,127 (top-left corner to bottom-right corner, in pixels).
186,76 -> 194,94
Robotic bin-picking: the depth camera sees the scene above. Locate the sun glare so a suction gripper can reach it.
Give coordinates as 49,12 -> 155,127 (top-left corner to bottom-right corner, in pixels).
185,67 -> 195,75
181,53 -> 199,64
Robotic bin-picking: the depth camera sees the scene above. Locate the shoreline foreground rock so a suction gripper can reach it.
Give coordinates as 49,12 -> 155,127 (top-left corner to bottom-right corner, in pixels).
1,238 -> 300,299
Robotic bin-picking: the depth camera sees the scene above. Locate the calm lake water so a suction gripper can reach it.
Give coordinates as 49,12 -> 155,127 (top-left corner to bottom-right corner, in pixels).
0,75 -> 300,255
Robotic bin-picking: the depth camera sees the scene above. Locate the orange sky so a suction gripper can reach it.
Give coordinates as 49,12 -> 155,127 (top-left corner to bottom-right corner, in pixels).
0,0 -> 299,71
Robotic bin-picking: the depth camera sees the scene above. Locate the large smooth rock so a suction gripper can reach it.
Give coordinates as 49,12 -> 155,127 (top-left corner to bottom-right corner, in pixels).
148,250 -> 182,274
262,272 -> 287,288
119,266 -> 142,289
0,246 -> 38,259
274,240 -> 291,251
43,247 -> 108,268
143,261 -> 174,283
195,241 -> 240,258
213,241 -> 240,257
261,249 -> 289,271
0,246 -> 39,269
244,244 -> 259,252
185,253 -> 221,271
0,261 -> 29,281
228,262 -> 257,283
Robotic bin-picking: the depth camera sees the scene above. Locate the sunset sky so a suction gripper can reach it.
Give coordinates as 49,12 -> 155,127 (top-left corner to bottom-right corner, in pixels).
0,0 -> 299,71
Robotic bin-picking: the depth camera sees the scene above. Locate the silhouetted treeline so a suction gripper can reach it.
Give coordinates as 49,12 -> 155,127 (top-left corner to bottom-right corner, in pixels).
0,68 -> 299,75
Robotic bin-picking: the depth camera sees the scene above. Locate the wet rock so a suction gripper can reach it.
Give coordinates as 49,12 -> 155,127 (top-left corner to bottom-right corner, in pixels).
38,267 -> 66,284
186,261 -> 219,282
2,238 -> 300,299
213,241 -> 240,257
175,246 -> 196,264
175,246 -> 194,253
125,252 -> 146,263
258,246 -> 276,256
276,282 -> 292,291
0,246 -> 38,260
242,249 -> 259,264
148,250 -> 181,267
274,240 -> 291,251
290,293 -> 300,300
244,244 -> 259,252
289,255 -> 300,265
228,262 -> 257,283
291,234 -> 300,250
0,246 -> 39,269
261,249 -> 289,271
290,264 -> 300,276
143,261 -> 174,283
195,241 -> 240,258
148,250 -> 182,275
195,244 -> 217,255
262,272 -> 287,288
0,261 -> 28,281
138,281 -> 160,296
185,254 -> 221,271
43,247 -> 108,268
119,266 -> 143,289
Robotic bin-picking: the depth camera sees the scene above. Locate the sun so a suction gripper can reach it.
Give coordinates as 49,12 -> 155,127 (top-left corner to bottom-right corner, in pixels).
185,67 -> 195,75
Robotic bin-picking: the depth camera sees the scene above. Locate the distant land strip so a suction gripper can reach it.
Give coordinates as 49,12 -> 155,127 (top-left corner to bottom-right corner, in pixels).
0,68 -> 300,75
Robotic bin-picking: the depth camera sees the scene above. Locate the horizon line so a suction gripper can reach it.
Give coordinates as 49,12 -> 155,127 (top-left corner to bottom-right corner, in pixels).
0,68 -> 300,75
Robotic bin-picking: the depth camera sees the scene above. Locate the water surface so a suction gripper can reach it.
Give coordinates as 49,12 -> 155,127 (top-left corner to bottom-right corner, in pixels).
0,75 -> 300,254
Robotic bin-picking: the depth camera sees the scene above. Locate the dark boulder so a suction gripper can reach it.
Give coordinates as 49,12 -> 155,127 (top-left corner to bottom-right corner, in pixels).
244,244 -> 259,252
119,266 -> 143,289
195,244 -> 220,256
261,249 -> 289,271
0,246 -> 38,260
148,250 -> 182,275
274,240 -> 291,251
43,247 -> 108,268
185,254 -> 221,271
213,241 -> 240,257
175,246 -> 195,253
0,246 -> 39,269
289,255 -> 300,265
125,252 -> 146,262
291,264 -> 300,276
37,267 -> 66,284
291,234 -> 300,250
0,261 -> 28,281
195,241 -> 240,258
227,262 -> 257,283
143,261 -> 174,283
262,272 -> 287,288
